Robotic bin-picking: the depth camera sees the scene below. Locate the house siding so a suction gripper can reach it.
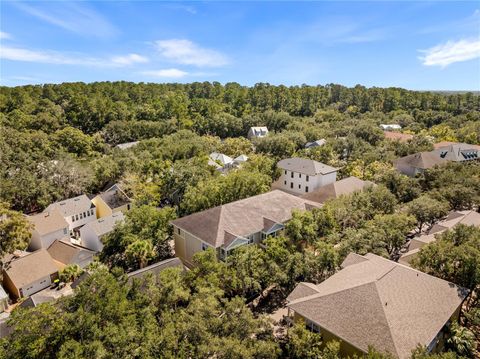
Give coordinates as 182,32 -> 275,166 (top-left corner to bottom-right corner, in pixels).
79,225 -> 103,252
278,169 -> 337,195
173,226 -> 214,268
29,227 -> 68,251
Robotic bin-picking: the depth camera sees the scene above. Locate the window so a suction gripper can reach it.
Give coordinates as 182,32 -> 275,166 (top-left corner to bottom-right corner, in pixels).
71,216 -> 75,222
202,243 -> 209,251
284,170 -> 287,175
83,211 -> 86,218
91,209 -> 95,216
75,214 -> 79,221
306,175 -> 309,182
177,228 -> 181,235
290,182 -> 293,189
87,211 -> 90,217
127,204 -> 131,210
299,173 -> 301,178
305,186 -> 309,193
291,172 -> 294,178
284,181 -> 287,185
298,184 -> 301,189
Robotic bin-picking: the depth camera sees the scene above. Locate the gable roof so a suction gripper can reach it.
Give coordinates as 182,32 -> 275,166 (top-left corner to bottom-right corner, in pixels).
127,257 -> 184,282
209,152 -> 234,165
19,294 -> 54,309
97,184 -> 131,210
248,126 -> 268,136
171,190 -> 320,248
47,240 -> 95,267
81,212 -> 124,237
428,210 -> 480,234
234,154 -> 248,163
394,152 -> 448,170
4,250 -> 58,289
45,195 -> 94,217
302,176 -> 375,203
287,253 -> 468,359
305,139 -> 326,148
278,158 -> 338,176
27,209 -> 68,235
433,143 -> 480,162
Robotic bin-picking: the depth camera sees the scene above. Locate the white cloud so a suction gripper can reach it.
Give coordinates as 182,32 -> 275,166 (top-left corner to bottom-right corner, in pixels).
155,39 -> 228,67
13,2 -> 117,38
111,53 -> 149,66
0,31 -> 11,40
140,68 -> 189,78
420,38 -> 480,67
1,46 -> 148,68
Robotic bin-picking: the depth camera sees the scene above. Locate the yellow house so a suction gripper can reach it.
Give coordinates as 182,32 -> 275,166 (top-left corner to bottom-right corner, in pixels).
286,253 -> 469,359
92,184 -> 132,219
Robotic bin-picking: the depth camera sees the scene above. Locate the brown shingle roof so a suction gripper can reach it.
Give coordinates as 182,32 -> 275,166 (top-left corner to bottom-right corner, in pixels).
4,250 -> 58,289
394,152 -> 448,170
98,184 -> 131,210
47,240 -> 95,266
277,158 -> 338,176
171,190 -> 320,248
127,257 -> 184,282
383,131 -> 414,142
287,253 -> 468,359
302,176 -> 375,204
27,209 -> 68,236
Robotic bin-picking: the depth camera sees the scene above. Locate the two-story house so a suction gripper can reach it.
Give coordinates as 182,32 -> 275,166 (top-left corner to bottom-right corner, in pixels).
171,190 -> 319,268
44,195 -> 97,237
79,212 -> 125,252
27,209 -> 69,250
287,253 -> 469,359
277,158 -> 338,195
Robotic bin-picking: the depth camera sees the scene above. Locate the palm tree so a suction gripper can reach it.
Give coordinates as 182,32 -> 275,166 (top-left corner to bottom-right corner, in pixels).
125,239 -> 154,269
60,264 -> 84,283
447,322 -> 476,357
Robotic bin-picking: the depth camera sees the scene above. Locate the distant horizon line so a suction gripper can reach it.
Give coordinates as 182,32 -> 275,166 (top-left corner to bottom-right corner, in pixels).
1,80 -> 479,94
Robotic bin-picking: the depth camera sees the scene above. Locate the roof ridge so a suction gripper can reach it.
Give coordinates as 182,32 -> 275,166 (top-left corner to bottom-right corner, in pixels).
372,280 -> 402,357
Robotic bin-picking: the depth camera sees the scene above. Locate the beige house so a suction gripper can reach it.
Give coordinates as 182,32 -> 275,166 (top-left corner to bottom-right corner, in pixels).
2,250 -> 59,299
400,210 -> 480,265
302,176 -> 375,204
47,239 -> 95,269
27,209 -> 69,250
171,190 -> 319,267
287,253 -> 469,359
79,212 -> 125,252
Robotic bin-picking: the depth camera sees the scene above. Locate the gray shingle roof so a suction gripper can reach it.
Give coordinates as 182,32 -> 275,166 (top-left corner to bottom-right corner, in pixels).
287,253 -> 468,359
82,212 -> 124,237
98,184 -> 131,210
127,257 -> 184,282
171,190 -> 320,248
45,195 -> 94,217
278,158 -> 338,176
47,240 -> 95,266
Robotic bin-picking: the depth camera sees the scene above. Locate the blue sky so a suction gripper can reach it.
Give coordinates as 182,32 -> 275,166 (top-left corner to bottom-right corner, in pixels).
1,1 -> 479,90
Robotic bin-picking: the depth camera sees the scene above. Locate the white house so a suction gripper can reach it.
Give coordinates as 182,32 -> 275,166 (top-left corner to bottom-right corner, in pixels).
45,195 -> 97,236
0,286 -> 8,313
80,212 -> 125,252
380,124 -> 402,130
277,157 -> 338,195
27,209 -> 69,250
247,126 -> 269,139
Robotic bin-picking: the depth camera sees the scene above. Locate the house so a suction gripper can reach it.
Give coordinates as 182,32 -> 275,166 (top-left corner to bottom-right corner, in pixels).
171,190 -> 319,267
286,253 -> 469,359
27,209 -> 69,250
399,210 -> 480,265
18,294 -> 54,309
2,250 -> 59,299
209,152 -> 234,167
393,152 -> 448,177
380,124 -> 402,130
305,139 -> 326,149
432,143 -> 480,162
383,131 -> 414,143
0,286 -> 8,313
47,239 -> 95,269
302,176 -> 375,204
115,141 -> 139,150
45,195 -> 96,236
127,257 -> 184,284
277,157 -> 338,195
233,154 -> 248,165
79,212 -> 125,252
92,184 -> 131,219
247,126 -> 269,139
